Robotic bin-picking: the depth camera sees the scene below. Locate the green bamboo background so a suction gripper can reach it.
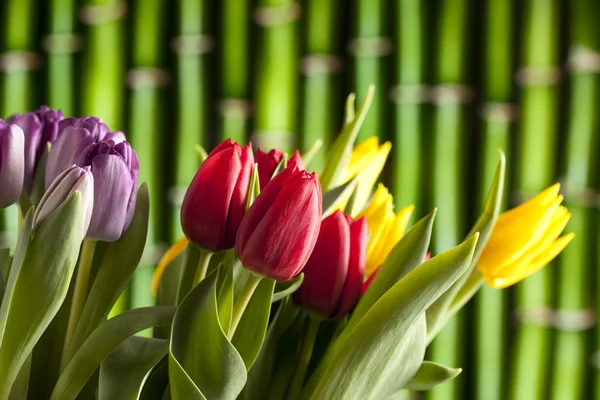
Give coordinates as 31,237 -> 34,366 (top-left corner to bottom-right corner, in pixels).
0,0 -> 598,398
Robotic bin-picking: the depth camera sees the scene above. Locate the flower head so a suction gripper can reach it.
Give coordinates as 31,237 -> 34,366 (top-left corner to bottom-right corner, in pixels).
0,120 -> 25,208
478,184 -> 574,289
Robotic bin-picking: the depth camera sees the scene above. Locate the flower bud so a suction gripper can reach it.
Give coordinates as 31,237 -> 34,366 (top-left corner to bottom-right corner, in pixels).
293,211 -> 368,318
34,165 -> 94,233
0,121 -> 25,209
8,106 -> 64,193
236,166 -> 322,280
255,147 -> 283,190
288,149 -> 305,171
181,139 -> 254,252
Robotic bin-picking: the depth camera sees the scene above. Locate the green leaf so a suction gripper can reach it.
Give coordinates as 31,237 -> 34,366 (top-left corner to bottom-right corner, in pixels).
0,193 -> 85,398
242,299 -> 302,400
232,278 -> 275,370
170,272 -> 246,400
246,164 -> 260,210
343,93 -> 356,126
320,86 -> 375,191
9,355 -> 31,400
0,248 -> 10,301
195,144 -> 208,165
50,306 -> 176,400
349,210 -> 436,332
66,184 -> 150,361
426,153 -> 505,342
99,336 -> 169,400
272,273 -> 303,303
303,234 -> 479,400
301,139 -> 323,169
217,263 -> 234,334
157,251 -> 185,308
404,361 -> 462,391
138,357 -> 170,400
321,177 -> 359,217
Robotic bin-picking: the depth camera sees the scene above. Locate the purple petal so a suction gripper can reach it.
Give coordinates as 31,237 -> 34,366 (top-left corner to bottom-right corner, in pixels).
45,127 -> 96,187
0,124 -> 25,208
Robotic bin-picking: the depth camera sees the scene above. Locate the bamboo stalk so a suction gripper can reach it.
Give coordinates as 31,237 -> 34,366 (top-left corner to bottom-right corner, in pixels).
510,1 -> 560,399
390,0 -> 426,214
299,0 -> 342,173
80,0 -> 126,314
45,0 -> 78,115
474,1 -> 514,399
127,0 -> 167,310
170,0 -> 214,241
427,1 -> 470,399
553,1 -> 599,398
253,0 -> 300,152
219,0 -> 250,144
351,0 -> 388,144
0,0 -> 39,250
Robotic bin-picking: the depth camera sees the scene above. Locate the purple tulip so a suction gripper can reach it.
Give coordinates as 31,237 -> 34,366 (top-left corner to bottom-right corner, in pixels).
8,106 -> 64,193
45,118 -> 139,242
34,165 -> 94,234
0,120 -> 25,209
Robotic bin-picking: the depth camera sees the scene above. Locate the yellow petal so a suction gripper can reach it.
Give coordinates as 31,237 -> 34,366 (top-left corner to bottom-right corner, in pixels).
152,237 -> 189,295
344,137 -> 381,181
347,142 -> 391,217
497,183 -> 560,222
485,233 -> 574,289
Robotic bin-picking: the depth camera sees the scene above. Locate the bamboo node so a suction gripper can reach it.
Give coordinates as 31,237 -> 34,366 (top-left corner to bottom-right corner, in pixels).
254,3 -> 302,27
389,84 -> 430,104
515,67 -> 562,86
0,51 -> 41,72
559,180 -> 598,208
127,67 -> 171,88
429,84 -> 474,105
167,186 -> 187,206
553,309 -> 596,331
218,99 -> 253,118
41,34 -> 84,54
170,35 -> 216,55
251,130 -> 297,149
514,306 -> 555,326
300,54 -> 343,75
80,1 -> 128,26
141,242 -> 169,266
568,47 -> 600,73
480,102 -> 519,123
347,37 -> 393,57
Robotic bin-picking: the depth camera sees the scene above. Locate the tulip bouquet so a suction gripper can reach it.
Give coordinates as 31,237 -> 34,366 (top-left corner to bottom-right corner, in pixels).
0,88 -> 572,400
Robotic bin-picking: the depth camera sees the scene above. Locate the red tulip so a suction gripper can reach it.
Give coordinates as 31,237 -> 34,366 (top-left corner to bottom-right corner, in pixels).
236,166 -> 322,280
255,147 -> 283,190
288,149 -> 305,171
181,139 -> 254,252
293,211 -> 368,318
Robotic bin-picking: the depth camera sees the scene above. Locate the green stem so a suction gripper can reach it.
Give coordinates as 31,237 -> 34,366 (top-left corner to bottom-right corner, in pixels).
228,273 -> 262,339
288,316 -> 320,399
192,249 -> 213,286
60,239 -> 96,370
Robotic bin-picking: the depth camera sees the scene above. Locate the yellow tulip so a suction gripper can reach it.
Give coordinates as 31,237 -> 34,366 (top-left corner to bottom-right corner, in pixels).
478,183 -> 574,289
358,184 -> 414,277
337,137 -> 391,217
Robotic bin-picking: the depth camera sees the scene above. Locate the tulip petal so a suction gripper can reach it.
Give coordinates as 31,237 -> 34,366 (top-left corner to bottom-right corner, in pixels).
88,154 -> 133,241
45,127 -> 96,187
0,125 -> 25,208
226,144 -> 254,245
8,113 -> 42,192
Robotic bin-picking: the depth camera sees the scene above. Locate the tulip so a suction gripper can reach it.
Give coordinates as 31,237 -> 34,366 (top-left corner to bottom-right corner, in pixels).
358,184 -> 414,276
181,139 -> 254,252
293,211 -> 368,318
0,121 -> 25,209
33,165 -> 94,234
478,183 -> 574,289
236,166 -> 322,280
255,147 -> 283,190
8,106 -> 64,193
288,149 -> 305,171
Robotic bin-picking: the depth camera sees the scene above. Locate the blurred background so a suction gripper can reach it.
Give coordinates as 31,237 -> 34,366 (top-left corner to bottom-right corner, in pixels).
0,0 -> 597,399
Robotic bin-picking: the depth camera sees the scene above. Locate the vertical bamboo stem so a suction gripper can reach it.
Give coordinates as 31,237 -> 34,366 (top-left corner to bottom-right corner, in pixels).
554,1 -> 599,399
170,0 -> 214,241
511,1 -> 560,399
45,0 -> 77,115
0,0 -> 39,250
299,0 -> 342,173
127,0 -> 167,310
219,0 -> 250,144
351,0 -> 389,144
474,1 -> 514,399
427,1 -> 470,400
253,0 -> 300,152
390,0 -> 426,214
